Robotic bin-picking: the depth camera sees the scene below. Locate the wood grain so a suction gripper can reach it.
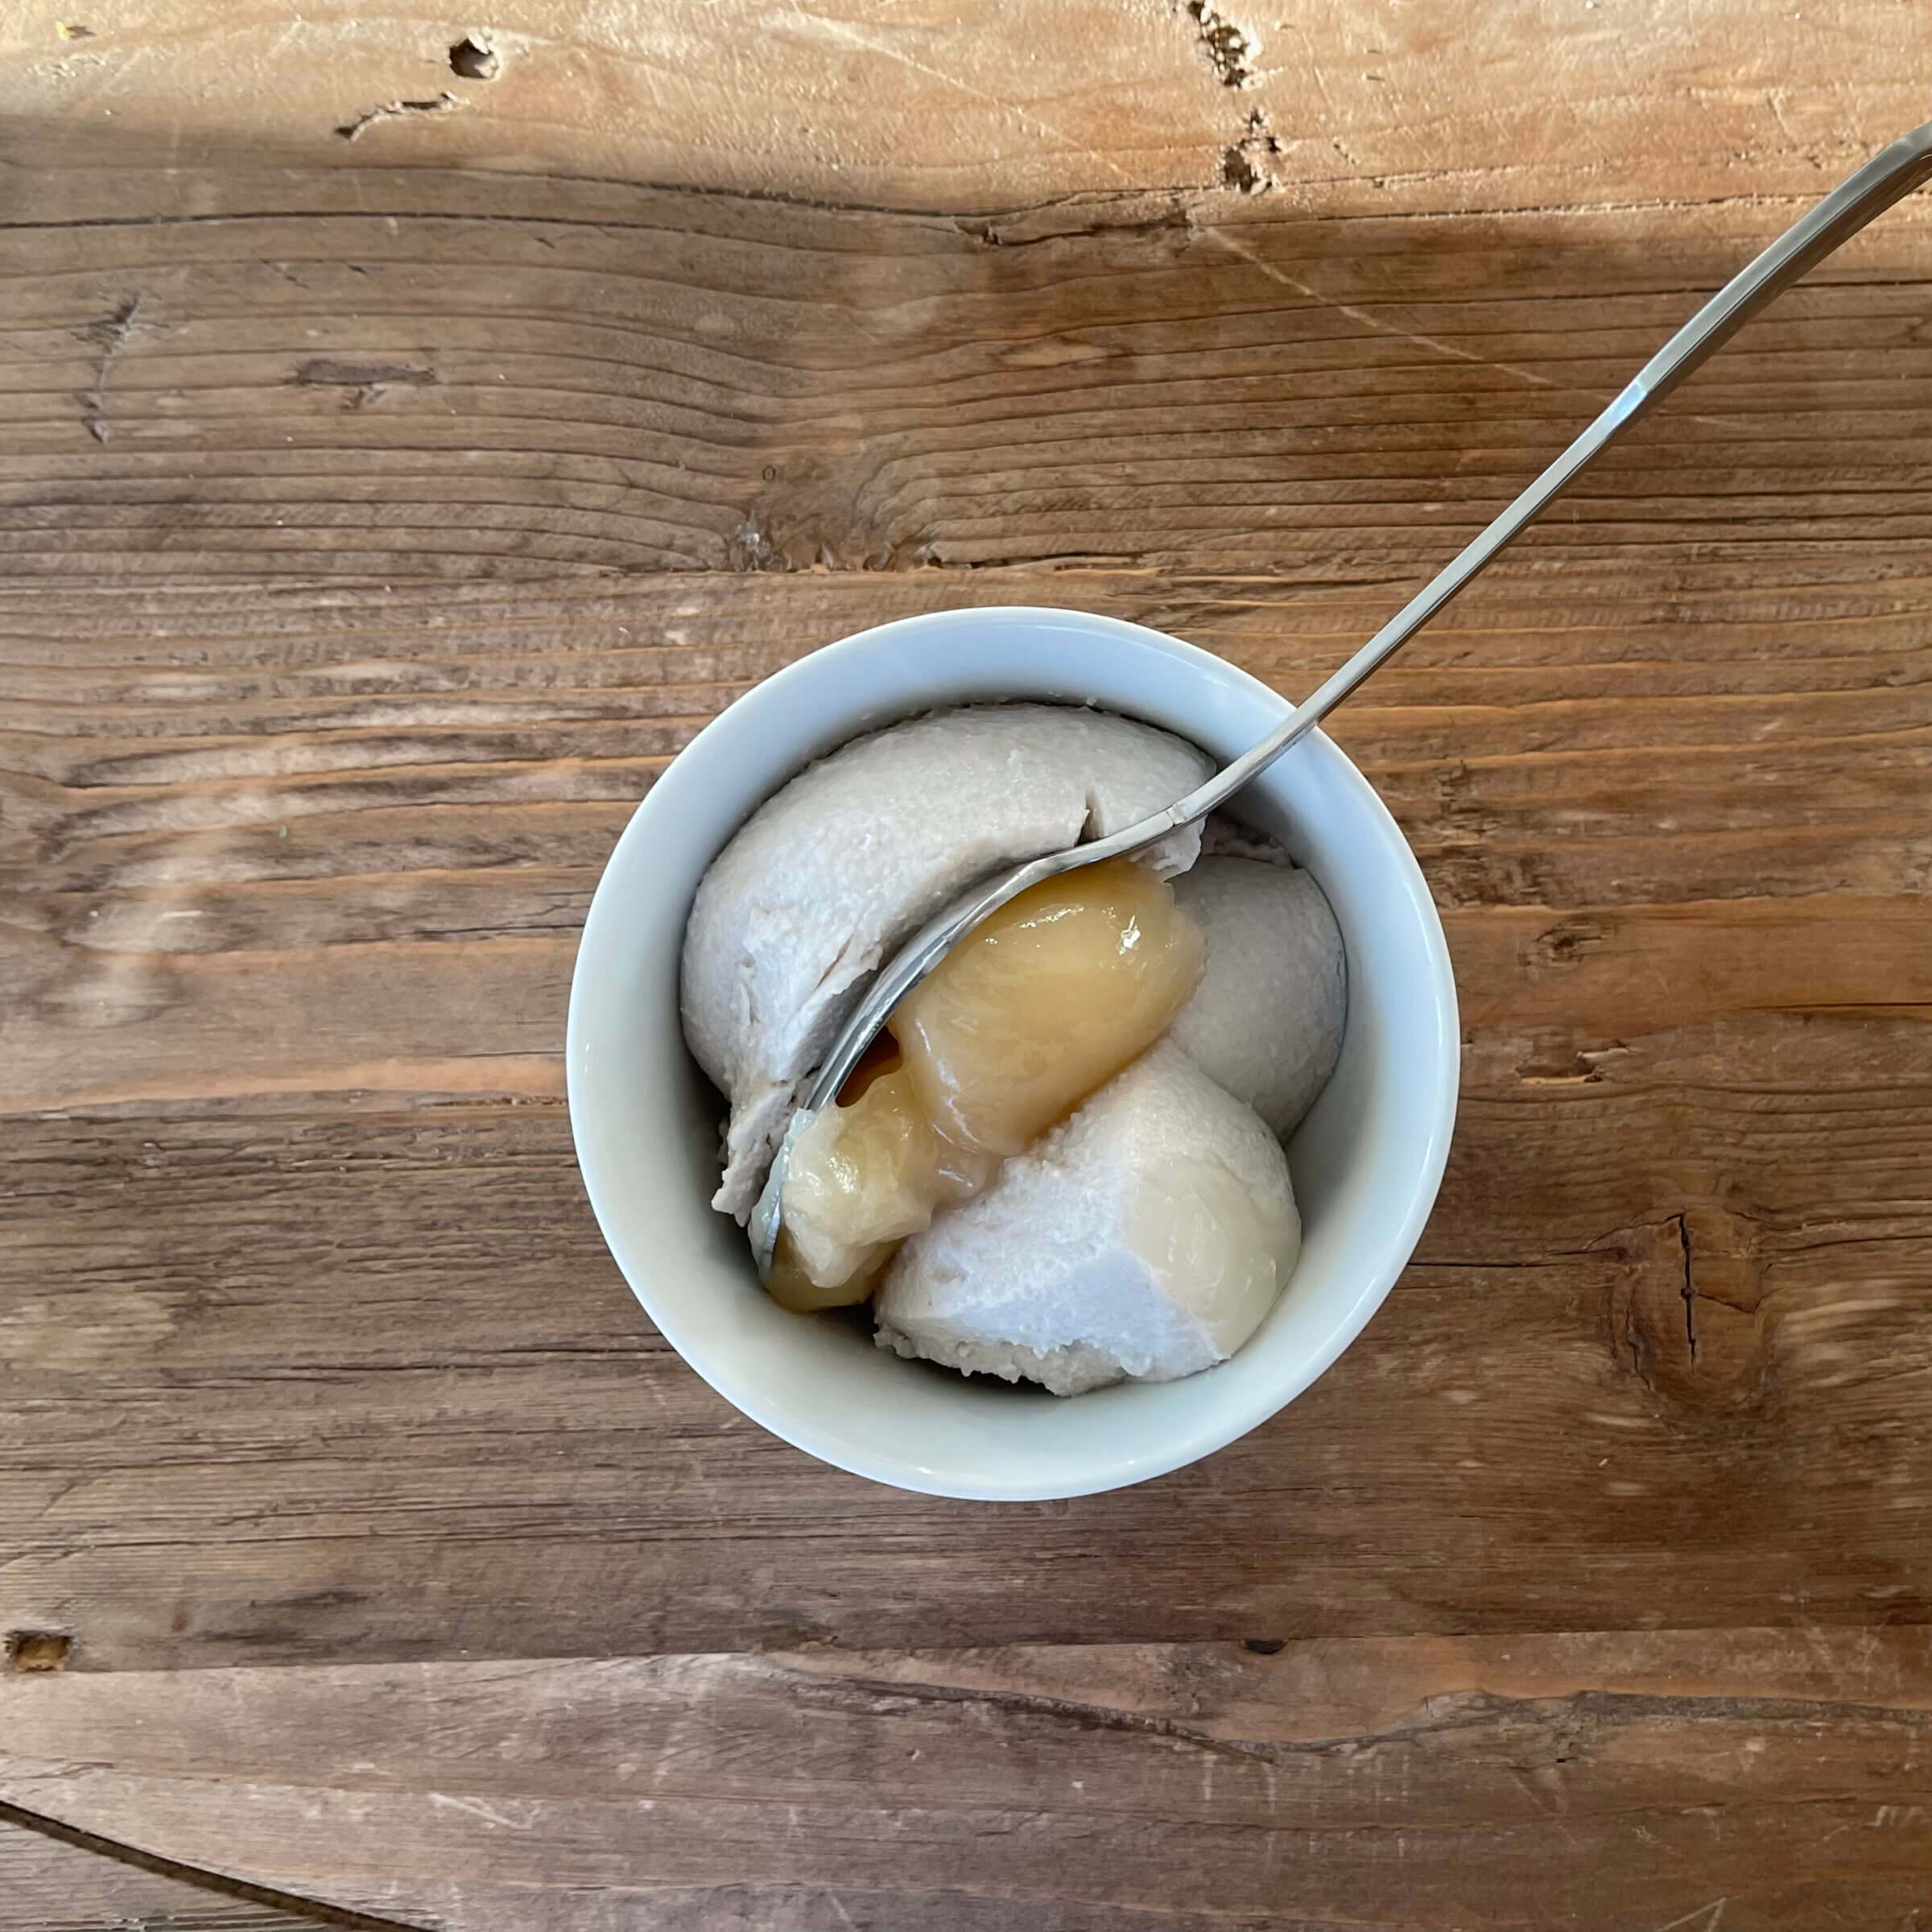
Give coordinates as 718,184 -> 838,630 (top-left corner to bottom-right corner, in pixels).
3,10 -> 1932,1927
2,0 -> 1924,217
2,560 -> 1930,1665
2,137 -> 1930,584
3,979 -> 1931,1667
7,1631 -> 1932,1930
0,1811 -> 368,1931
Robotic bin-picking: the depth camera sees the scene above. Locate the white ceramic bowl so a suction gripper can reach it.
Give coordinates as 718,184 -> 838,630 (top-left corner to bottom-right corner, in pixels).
568,607 -> 1458,1500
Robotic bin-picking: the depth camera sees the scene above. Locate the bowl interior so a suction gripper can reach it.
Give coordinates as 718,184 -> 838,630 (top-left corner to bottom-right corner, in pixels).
568,607 -> 1457,1500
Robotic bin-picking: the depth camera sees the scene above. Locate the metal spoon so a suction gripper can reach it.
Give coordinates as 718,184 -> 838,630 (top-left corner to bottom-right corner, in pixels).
751,117 -> 1932,1282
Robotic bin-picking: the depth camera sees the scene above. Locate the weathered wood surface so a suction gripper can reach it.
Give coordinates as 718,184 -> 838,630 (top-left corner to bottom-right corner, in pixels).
2,145 -> 1930,583
0,1811 -> 360,1931
2,0 -> 1925,217
3,2 -> 1932,1924
8,1632 -> 1932,1930
4,564 -> 1931,1677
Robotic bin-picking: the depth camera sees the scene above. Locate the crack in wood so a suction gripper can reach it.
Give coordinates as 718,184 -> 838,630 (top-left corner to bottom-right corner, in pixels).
782,1666 -> 1932,1766
1219,107 -> 1281,194
1678,1211 -> 1699,1363
1178,0 -> 1258,89
335,93 -> 456,142
291,360 -> 440,390
0,1798 -> 431,1932
76,293 -> 144,445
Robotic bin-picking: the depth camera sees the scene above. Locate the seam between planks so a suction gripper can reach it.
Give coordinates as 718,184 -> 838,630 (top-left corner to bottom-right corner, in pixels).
0,1795 -> 431,1931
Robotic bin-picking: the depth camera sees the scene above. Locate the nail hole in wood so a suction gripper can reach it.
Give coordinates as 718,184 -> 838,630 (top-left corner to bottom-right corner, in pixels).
6,1630 -> 72,1672
449,35 -> 499,80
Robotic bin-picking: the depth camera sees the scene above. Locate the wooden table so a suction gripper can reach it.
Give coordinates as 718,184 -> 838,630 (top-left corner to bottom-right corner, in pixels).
4,4 -> 1931,1926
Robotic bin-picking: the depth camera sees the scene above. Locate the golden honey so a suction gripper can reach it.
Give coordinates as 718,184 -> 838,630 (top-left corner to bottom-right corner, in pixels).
777,858 -> 1204,1299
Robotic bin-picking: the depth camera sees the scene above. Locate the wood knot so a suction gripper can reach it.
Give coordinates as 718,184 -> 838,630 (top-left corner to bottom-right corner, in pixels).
1528,915 -> 1614,970
1608,1207 -> 1768,1406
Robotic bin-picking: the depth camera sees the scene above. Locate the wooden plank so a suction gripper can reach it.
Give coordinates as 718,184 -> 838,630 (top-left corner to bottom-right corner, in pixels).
0,1810 -> 370,1932
2,140 -> 1930,585
4,568 -> 1930,1113
6,1632 -> 1932,1929
1,0 -> 1924,218
0,144 -> 1927,1666
2,9 -> 1928,1927
4,997 -> 1930,1667
2,568 -> 1929,1667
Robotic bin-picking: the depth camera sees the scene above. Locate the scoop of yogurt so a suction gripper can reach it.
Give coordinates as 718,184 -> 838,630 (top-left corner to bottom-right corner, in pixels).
875,1040 -> 1300,1394
678,700 -> 1345,1394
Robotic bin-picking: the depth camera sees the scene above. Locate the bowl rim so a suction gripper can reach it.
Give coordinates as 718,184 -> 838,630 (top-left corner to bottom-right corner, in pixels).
567,604 -> 1460,1498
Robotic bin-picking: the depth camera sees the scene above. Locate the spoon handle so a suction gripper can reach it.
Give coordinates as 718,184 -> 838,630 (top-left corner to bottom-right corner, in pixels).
1172,115 -> 1932,819
751,120 -> 1932,1276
